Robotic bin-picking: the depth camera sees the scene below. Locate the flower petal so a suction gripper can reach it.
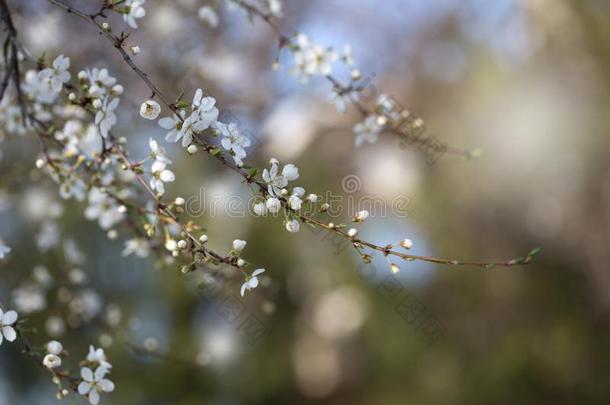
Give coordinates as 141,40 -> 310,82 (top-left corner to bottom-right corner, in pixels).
252,268 -> 265,276
1,326 -> 15,342
89,389 -> 100,405
98,378 -> 115,392
81,367 -> 93,382
2,310 -> 17,325
78,381 -> 92,395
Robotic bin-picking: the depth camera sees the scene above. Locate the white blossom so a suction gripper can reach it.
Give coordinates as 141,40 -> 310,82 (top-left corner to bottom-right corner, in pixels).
87,345 -> 113,370
354,114 -> 384,147
123,0 -> 146,29
291,33 -> 338,81
121,238 -> 151,257
342,44 -> 355,66
161,109 -> 208,148
39,55 -> 71,93
0,308 -> 18,345
262,161 -> 299,196
139,100 -> 161,120
240,268 -> 265,296
22,69 -> 58,104
83,68 -> 117,98
94,96 -> 119,138
78,366 -> 115,405
217,122 -> 251,166
84,188 -> 124,230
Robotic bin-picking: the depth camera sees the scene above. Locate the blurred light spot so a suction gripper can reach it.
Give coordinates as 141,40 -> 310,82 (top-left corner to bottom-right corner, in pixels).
293,337 -> 340,398
357,146 -> 421,197
21,188 -> 62,222
312,287 -> 367,340
199,51 -> 249,90
204,327 -> 238,365
24,12 -> 63,51
149,4 -> 183,35
263,96 -> 318,159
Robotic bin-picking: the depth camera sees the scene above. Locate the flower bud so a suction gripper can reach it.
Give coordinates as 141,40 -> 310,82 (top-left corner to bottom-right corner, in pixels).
400,238 -> 413,249
354,210 -> 369,222
43,354 -> 61,369
233,239 -> 247,252
112,84 -> 124,95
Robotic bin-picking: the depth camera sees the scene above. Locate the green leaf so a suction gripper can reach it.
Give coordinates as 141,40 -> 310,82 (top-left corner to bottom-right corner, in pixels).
175,100 -> 189,109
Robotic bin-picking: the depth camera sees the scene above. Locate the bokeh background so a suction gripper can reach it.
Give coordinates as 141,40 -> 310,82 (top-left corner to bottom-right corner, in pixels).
1,0 -> 610,403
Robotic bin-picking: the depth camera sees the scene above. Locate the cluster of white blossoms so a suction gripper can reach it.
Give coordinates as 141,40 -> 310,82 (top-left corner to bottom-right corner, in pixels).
155,89 -> 252,166
84,187 -> 126,230
354,113 -> 385,147
78,346 -> 115,404
76,68 -> 123,138
353,93 -> 428,147
22,55 -> 71,106
148,138 -> 175,196
0,307 -> 18,346
256,158 -> 321,234
158,89 -> 218,147
289,34 -> 338,82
